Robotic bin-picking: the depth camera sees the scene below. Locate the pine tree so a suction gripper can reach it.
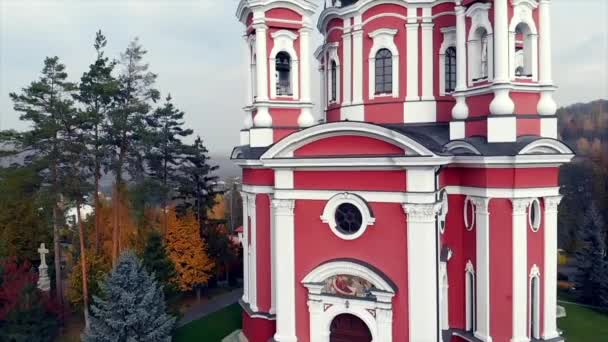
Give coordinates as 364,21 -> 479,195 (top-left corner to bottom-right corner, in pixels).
142,230 -> 178,296
9,56 -> 78,308
145,95 -> 193,233
84,251 -> 175,342
74,30 -> 119,254
574,202 -> 608,308
176,136 -> 219,235
107,38 -> 160,266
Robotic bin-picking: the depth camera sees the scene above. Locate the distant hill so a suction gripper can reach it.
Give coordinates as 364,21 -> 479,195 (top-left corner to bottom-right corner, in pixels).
557,99 -> 608,158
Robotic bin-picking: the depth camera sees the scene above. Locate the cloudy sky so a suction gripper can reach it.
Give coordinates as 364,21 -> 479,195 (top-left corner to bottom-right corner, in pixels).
0,0 -> 606,156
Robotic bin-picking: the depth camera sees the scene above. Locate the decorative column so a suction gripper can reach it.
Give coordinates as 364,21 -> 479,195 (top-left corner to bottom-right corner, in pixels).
305,283 -> 326,342
352,16 -> 363,105
373,290 -> 395,342
489,0 -> 515,116
241,192 -> 250,303
342,23 -> 353,106
538,0 -> 558,140
511,198 -> 532,342
451,1 -> 469,139
247,193 -> 258,312
37,243 -> 51,292
470,197 -> 492,342
421,9 -> 435,102
402,202 -> 441,342
298,23 -> 315,127
405,16 -> 419,102
252,13 -> 272,128
272,199 -> 297,342
542,196 -> 562,339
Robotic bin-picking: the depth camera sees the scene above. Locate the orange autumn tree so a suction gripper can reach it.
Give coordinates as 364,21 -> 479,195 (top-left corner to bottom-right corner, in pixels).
166,208 -> 214,291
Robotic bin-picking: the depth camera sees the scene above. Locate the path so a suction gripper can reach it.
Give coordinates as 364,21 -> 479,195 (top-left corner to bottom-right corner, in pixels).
177,288 -> 243,327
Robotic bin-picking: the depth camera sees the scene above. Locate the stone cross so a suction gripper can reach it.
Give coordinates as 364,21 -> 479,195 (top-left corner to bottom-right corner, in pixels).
37,243 -> 51,292
38,243 -> 49,267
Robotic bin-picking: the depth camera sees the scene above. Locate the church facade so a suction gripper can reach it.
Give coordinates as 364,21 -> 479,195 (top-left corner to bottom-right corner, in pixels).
231,1 -> 572,341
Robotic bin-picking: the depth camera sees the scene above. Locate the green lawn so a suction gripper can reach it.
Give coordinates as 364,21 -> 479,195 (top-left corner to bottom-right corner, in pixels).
173,304 -> 242,342
558,302 -> 608,341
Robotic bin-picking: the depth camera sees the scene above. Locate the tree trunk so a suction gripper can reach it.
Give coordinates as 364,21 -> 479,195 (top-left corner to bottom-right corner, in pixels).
94,168 -> 100,254
51,162 -> 63,309
111,184 -> 119,266
76,202 -> 90,329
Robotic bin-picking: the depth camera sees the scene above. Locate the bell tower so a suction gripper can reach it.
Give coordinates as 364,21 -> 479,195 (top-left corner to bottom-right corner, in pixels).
237,0 -> 318,148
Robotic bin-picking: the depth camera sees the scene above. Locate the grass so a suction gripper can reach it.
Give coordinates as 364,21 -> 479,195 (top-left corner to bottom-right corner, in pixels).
558,302 -> 608,341
173,303 -> 242,342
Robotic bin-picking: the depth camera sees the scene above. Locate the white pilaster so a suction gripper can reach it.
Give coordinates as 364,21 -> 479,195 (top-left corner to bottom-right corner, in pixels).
452,2 -> 469,120
273,199 -> 297,342
352,15 -> 363,105
421,8 -> 435,102
241,192 -> 250,303
244,35 -> 252,107
253,15 -> 272,127
537,0 -> 558,116
342,23 -> 353,105
490,0 -> 515,115
405,16 -> 419,102
247,193 -> 258,312
298,25 -> 315,127
542,196 -> 562,340
402,202 -> 441,342
470,197 -> 492,342
511,198 -> 532,342
319,64 -> 326,116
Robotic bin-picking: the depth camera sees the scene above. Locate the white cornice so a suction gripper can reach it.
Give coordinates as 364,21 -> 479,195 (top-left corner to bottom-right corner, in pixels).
236,0 -> 318,24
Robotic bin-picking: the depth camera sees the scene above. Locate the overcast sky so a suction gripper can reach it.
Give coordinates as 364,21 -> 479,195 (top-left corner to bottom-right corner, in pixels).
0,0 -> 606,155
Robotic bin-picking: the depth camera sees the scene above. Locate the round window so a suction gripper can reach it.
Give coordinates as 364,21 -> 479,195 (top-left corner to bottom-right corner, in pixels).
529,198 -> 541,232
335,203 -> 363,235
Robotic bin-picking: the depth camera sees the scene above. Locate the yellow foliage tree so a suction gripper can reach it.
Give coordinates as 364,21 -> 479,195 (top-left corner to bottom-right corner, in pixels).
92,196 -> 142,263
166,208 -> 214,291
207,194 -> 226,221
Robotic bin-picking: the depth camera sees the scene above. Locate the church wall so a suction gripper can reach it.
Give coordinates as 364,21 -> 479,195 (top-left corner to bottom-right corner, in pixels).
242,312 -> 276,342
441,167 -> 559,189
293,135 -> 406,157
528,199 -> 546,336
293,170 -> 407,191
243,168 -> 275,186
433,2 -> 457,122
294,200 -> 409,342
489,198 -> 514,342
256,194 -> 273,313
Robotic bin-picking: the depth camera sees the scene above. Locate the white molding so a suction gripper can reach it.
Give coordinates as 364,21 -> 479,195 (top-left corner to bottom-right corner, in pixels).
465,260 -> 477,332
261,121 -> 436,159
529,265 -> 541,340
241,192 -> 250,304
438,189 -> 449,233
444,141 -> 482,156
421,8 -> 434,101
352,15 -> 364,105
405,20 -> 419,101
302,260 -> 395,292
529,198 -> 541,232
327,44 -> 341,104
406,168 -> 435,192
444,186 -> 561,199
449,121 -> 466,140
249,127 -> 274,148
518,139 -> 573,155
269,30 -> 300,100
440,261 -> 450,330
466,2 -> 494,84
241,184 -> 274,194
320,192 -> 376,241
469,196 -> 491,342
368,28 -> 400,99
274,188 -> 436,204
509,1 -> 538,81
488,116 -> 516,143
542,195 -> 562,339
464,196 -> 476,231
248,193 -> 259,313
342,29 -> 352,105
511,197 -> 533,342
403,101 -> 437,123
275,169 -> 294,189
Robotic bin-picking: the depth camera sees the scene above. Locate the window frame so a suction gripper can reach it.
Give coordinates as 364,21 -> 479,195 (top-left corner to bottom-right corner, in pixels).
445,47 -> 457,93
374,48 -> 393,95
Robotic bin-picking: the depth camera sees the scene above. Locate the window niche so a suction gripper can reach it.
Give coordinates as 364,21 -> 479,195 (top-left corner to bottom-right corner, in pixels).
466,3 -> 493,85
269,30 -> 299,99
510,0 -> 539,81
439,27 -> 457,96
368,28 -> 399,99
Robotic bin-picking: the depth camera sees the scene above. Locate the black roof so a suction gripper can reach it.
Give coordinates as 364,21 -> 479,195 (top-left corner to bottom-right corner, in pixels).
231,121 -> 571,160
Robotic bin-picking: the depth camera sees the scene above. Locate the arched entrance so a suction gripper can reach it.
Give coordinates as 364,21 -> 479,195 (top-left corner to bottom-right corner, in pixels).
330,314 -> 372,342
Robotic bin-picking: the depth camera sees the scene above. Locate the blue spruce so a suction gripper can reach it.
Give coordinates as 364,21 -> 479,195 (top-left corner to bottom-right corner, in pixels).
83,251 -> 176,342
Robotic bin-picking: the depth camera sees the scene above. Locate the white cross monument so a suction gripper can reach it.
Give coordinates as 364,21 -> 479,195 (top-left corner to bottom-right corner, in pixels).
37,243 -> 51,292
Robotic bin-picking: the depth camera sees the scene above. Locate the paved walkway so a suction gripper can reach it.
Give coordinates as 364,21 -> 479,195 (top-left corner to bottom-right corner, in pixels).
178,288 -> 243,327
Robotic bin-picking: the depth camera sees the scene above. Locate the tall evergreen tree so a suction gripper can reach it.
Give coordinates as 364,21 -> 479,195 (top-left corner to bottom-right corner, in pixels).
84,251 -> 175,342
176,136 -> 219,235
575,202 -> 608,308
107,39 -> 159,265
146,95 -> 193,233
9,56 -> 77,307
74,30 -> 119,254
141,230 -> 178,297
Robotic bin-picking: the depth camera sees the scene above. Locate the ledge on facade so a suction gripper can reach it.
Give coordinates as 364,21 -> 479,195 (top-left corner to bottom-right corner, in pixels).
231,145 -> 271,160
239,299 -> 276,320
446,329 -> 484,342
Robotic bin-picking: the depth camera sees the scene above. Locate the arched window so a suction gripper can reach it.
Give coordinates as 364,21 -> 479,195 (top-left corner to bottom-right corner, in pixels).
514,23 -> 533,78
530,274 -> 540,339
465,263 -> 476,332
252,53 -> 257,100
331,60 -> 337,102
480,30 -> 489,79
445,47 -> 457,93
276,52 -> 292,96
375,48 -> 393,95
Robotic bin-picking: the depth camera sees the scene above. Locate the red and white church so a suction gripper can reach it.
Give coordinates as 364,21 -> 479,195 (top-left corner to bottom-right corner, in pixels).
231,0 -> 573,341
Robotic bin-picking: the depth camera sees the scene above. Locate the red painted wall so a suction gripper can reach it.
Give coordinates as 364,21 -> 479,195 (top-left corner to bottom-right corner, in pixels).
243,168 -> 274,186
256,194 -> 272,313
242,311 -> 276,342
294,200 -> 409,342
294,170 -> 407,191
517,118 -> 541,137
270,108 -> 300,126
512,92 -> 540,115
490,199 -> 514,342
528,200 -> 545,337
466,94 -> 493,117
294,135 -> 405,157
441,167 -> 560,188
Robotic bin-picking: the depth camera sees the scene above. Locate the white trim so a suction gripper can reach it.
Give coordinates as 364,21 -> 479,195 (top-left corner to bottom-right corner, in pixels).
464,196 -> 476,231
269,30 -> 300,100
368,28 -> 400,99
421,9 -> 435,101
518,139 -> 573,155
342,29 -> 352,105
405,20 -> 419,101
444,140 -> 482,156
529,265 -> 541,340
241,192 -> 250,304
327,44 -> 341,104
438,189 -> 449,234
465,260 -> 477,332
241,184 -> 274,194
445,186 -> 561,199
274,188 -> 437,204
540,117 -> 558,138
247,193 -> 259,312
469,197 -> 492,342
352,15 -> 364,105
542,196 -> 562,339
440,261 -> 450,330
275,169 -> 294,189
512,197 -> 533,342
487,116 -> 516,143
528,198 -> 541,232
261,121 -> 436,159
302,260 -> 395,292
320,192 -> 376,240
